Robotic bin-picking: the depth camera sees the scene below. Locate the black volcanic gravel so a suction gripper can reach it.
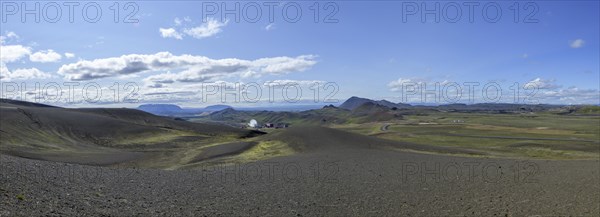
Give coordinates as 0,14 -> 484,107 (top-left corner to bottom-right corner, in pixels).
1,149 -> 599,216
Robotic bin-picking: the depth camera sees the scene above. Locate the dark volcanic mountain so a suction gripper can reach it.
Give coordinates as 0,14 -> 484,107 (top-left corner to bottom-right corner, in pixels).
0,98 -> 56,108
350,102 -> 402,122
0,99 -> 260,166
200,102 -> 404,126
339,96 -> 411,110
137,104 -> 183,115
204,104 -> 233,111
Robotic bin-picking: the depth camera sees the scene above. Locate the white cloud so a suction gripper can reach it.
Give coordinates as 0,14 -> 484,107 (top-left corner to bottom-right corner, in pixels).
10,68 -> 52,80
57,52 -> 317,82
524,78 -> 562,90
570,39 -> 585,48
87,36 -> 105,48
0,31 -> 48,82
64,52 -> 75,58
265,23 -> 275,31
160,17 -> 226,40
144,55 -> 317,86
117,73 -> 140,80
0,63 -> 9,80
0,31 -> 19,44
159,28 -> 183,40
537,87 -> 599,104
5,31 -> 18,39
29,49 -> 62,62
183,18 -> 228,39
0,65 -> 52,81
387,78 -> 427,92
0,44 -> 31,62
253,56 -> 317,75
263,79 -> 326,88
174,17 -> 191,26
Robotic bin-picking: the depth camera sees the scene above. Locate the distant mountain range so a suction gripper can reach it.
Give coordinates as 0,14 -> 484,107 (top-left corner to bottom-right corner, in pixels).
189,96 -> 599,127
137,104 -> 232,116
137,104 -> 184,114
136,104 -> 331,116
339,96 -> 578,113
137,96 -> 599,117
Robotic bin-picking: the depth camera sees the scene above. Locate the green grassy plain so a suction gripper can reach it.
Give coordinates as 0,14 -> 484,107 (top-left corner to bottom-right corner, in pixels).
334,112 -> 600,159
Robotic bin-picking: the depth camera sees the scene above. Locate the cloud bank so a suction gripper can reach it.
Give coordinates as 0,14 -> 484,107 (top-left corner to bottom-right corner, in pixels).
57,52 -> 317,85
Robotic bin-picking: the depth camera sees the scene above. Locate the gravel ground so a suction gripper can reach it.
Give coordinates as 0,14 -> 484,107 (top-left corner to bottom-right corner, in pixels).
1,149 -> 599,216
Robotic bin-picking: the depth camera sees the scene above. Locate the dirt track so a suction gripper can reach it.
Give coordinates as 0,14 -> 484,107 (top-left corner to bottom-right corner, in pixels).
380,124 -> 390,131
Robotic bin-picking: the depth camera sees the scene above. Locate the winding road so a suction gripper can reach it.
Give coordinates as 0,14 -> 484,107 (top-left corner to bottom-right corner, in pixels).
380,123 -> 390,131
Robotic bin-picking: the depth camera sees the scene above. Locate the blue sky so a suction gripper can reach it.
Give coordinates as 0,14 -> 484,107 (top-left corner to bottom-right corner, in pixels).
1,1 -> 598,107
